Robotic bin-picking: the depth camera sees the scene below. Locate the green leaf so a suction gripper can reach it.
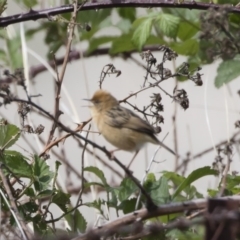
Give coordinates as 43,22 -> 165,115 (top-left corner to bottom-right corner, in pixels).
132,17 -> 153,50
116,19 -> 132,34
177,21 -> 199,41
108,187 -> 118,207
187,185 -> 204,199
170,39 -> 199,56
148,176 -> 170,204
1,150 -> 32,178
26,26 -> 45,38
0,49 -> 7,64
20,201 -> 38,214
208,189 -> 218,197
118,178 -> 138,202
0,29 -> 7,39
36,190 -> 53,199
83,181 -> 105,189
85,199 -> 104,215
33,155 -> 54,192
77,9 -> 111,26
159,212 -> 182,224
143,173 -> 156,189
32,214 -> 47,234
110,33 -> 136,54
118,8 -> 136,22
163,171 -> 185,187
84,166 -> 108,186
24,188 -> 35,197
15,0 -> 38,8
78,9 -> 112,40
229,13 -> 240,25
52,190 -> 70,213
65,209 -> 87,233
155,13 -> 180,38
6,35 -> 23,69
164,171 -> 203,200
215,58 -> 240,88
146,35 -> 166,46
162,8 -> 200,22
118,198 -> 137,214
172,167 -> 217,200
73,210 -> 87,232
87,36 -> 116,54
0,123 -> 20,149
0,0 -> 7,16
225,174 -> 240,190
42,22 -> 68,58
218,0 -> 238,4
80,25 -> 99,41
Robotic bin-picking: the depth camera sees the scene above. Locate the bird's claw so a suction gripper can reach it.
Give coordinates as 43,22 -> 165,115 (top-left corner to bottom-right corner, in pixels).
109,151 -> 115,160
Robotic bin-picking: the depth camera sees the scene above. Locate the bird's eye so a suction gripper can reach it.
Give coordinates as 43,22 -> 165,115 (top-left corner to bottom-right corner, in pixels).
93,100 -> 100,104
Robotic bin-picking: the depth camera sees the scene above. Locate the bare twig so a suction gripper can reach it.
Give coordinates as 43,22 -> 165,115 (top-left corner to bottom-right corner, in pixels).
176,131 -> 240,172
73,124 -> 91,231
45,1 -> 83,148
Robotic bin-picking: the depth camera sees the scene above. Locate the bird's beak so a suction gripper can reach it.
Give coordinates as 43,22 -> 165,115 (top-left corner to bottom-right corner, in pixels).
83,98 -> 92,102
82,98 -> 93,108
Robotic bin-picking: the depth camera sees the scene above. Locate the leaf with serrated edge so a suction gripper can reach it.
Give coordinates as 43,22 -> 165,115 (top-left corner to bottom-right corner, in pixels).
0,123 -> 20,150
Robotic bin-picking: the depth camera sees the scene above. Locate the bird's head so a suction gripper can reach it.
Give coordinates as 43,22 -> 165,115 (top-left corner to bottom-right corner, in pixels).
85,90 -> 119,112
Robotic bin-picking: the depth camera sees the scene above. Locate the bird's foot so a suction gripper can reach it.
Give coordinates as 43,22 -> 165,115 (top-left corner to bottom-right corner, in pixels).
109,151 -> 115,160
109,148 -> 121,160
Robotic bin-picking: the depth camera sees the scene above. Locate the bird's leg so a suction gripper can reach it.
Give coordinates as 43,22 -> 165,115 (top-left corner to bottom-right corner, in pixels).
127,150 -> 139,169
109,148 -> 121,159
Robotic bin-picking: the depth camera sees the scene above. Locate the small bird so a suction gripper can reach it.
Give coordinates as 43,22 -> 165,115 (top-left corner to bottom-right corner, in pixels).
85,90 -> 176,160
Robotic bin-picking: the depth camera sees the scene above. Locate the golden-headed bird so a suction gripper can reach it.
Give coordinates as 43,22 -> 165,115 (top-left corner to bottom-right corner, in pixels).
86,90 -> 176,158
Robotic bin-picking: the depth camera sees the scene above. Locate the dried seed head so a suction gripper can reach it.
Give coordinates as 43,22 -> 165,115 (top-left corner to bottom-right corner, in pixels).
22,125 -> 34,133
35,124 -> 45,135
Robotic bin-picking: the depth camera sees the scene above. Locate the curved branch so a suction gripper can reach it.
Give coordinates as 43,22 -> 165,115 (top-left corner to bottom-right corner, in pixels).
1,1 -> 240,27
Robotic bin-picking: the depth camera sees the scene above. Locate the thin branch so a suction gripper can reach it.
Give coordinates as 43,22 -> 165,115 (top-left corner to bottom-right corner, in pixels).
45,1 -> 82,147
39,121 -> 91,158
176,130 -> 240,172
1,1 -> 240,27
76,125 -> 91,206
73,195 -> 240,240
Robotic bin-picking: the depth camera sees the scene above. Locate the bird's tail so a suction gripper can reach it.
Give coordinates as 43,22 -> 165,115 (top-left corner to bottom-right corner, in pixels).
158,141 -> 176,156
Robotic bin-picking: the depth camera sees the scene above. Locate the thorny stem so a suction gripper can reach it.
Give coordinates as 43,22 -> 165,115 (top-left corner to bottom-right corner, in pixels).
1,1 -> 240,27
45,1 -> 83,148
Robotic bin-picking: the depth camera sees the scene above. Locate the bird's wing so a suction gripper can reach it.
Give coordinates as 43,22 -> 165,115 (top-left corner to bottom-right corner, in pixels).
105,106 -> 155,135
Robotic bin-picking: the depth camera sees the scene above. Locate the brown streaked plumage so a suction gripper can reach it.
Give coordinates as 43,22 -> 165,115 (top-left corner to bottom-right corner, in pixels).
87,90 -> 176,156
